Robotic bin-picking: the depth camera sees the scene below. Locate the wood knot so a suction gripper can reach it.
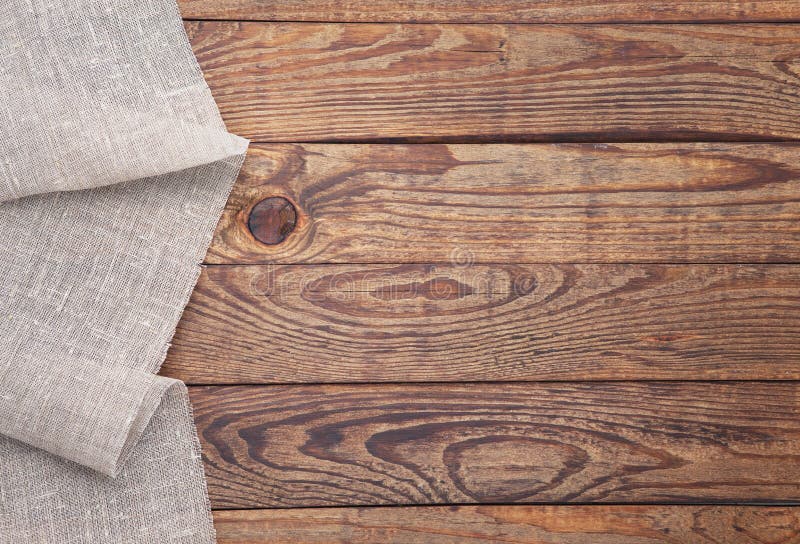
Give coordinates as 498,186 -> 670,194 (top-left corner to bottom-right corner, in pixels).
247,196 -> 297,245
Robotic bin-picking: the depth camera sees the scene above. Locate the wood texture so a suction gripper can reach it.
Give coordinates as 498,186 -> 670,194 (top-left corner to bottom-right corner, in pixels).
214,506 -> 800,543
193,382 -> 800,508
179,1 -> 800,24
205,143 -> 800,264
162,264 -> 800,384
179,7 -> 800,537
187,23 -> 800,142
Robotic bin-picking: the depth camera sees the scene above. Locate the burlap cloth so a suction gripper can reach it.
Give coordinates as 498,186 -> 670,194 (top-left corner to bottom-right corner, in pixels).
0,1 -> 248,541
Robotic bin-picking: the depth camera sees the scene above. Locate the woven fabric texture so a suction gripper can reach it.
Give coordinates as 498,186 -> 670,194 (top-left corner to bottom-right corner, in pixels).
0,0 -> 248,542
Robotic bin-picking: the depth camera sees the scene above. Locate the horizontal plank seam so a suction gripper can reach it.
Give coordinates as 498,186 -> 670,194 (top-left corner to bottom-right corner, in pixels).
229,137 -> 800,145
210,501 -> 800,511
231,141 -> 800,146
242,141 -> 800,146
201,262 -> 800,267
182,19 -> 800,25
186,380 -> 800,387
213,504 -> 800,511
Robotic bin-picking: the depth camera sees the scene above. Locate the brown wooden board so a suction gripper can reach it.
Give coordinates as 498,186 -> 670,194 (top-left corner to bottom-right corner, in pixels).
162,264 -> 800,384
213,505 -> 800,543
179,0 -> 800,24
186,23 -> 800,142
176,7 -> 800,536
193,382 -> 800,508
204,143 -> 800,264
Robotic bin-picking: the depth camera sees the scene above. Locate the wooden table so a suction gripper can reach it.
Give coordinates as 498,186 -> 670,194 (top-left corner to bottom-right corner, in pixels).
164,2 -> 800,541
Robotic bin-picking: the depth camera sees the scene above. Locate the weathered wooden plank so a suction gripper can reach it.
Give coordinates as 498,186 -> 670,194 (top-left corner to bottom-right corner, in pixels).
204,143 -> 800,264
193,382 -> 800,508
187,23 -> 800,142
213,505 -> 800,543
162,264 -> 800,384
179,1 -> 800,24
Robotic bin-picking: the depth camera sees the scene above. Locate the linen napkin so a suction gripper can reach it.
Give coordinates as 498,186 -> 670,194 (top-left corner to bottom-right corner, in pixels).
0,0 -> 247,541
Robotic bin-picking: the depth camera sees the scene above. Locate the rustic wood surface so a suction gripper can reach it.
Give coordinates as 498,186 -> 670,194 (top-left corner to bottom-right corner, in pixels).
187,23 -> 800,142
162,264 -> 800,383
173,4 -> 800,539
179,1 -> 800,24
214,505 -> 800,544
205,143 -> 800,264
192,382 -> 800,508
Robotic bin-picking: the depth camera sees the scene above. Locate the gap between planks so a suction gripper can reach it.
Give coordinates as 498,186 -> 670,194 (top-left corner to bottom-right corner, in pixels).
177,0 -> 800,24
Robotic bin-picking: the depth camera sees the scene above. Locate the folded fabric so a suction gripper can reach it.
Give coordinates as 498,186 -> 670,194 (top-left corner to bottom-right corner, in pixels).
0,0 -> 248,542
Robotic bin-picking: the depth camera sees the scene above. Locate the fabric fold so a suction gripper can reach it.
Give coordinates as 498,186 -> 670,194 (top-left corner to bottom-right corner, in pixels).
0,356 -> 178,476
0,105 -> 248,201
1,0 -> 249,202
0,0 -> 249,541
0,383 -> 215,542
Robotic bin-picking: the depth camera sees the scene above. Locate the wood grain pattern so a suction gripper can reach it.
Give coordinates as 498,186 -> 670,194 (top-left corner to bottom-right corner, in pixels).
179,1 -> 800,24
187,23 -> 800,142
179,8 -> 800,535
193,382 -> 800,508
205,143 -> 800,264
214,506 -> 800,543
162,264 -> 800,384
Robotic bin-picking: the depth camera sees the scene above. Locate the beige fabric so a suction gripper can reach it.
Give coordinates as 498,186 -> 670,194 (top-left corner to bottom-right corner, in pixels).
0,0 -> 247,542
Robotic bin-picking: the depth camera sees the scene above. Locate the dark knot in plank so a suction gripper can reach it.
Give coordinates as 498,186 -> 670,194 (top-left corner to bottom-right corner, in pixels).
247,197 -> 297,245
